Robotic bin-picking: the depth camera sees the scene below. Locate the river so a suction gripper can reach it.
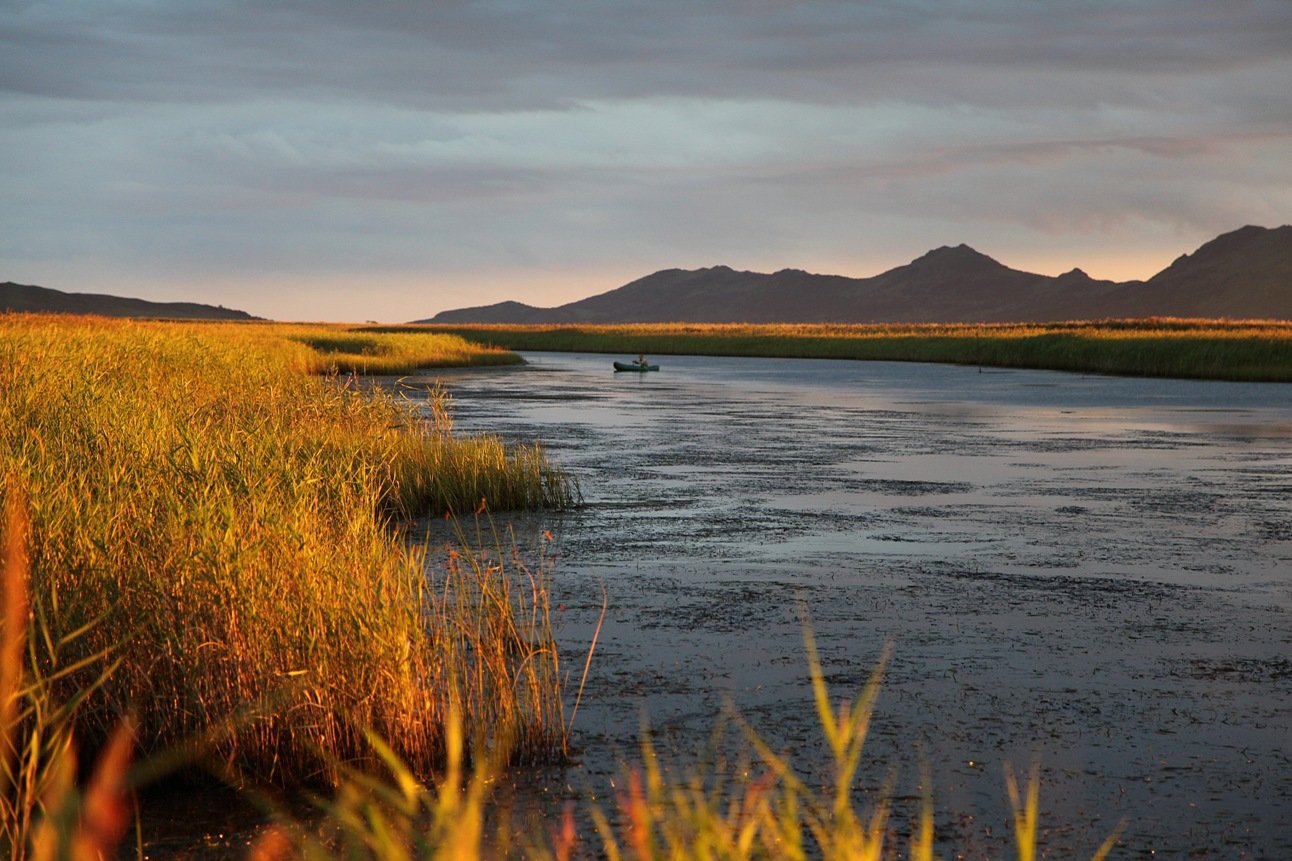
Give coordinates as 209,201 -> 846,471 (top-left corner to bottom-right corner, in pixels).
415,352 -> 1292,859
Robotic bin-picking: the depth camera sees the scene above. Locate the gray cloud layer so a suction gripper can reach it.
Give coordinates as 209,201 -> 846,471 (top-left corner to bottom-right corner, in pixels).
3,0 -> 1291,320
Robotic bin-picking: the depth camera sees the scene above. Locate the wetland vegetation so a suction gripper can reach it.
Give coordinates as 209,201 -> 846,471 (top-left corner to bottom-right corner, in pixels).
4,315 -> 1281,859
408,319 -> 1292,381
3,508 -> 1114,860
0,316 -> 576,797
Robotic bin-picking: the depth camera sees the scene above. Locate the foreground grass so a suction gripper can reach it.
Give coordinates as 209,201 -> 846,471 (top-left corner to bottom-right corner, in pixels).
4,508 -> 1123,861
409,319 -> 1292,381
0,315 -> 576,786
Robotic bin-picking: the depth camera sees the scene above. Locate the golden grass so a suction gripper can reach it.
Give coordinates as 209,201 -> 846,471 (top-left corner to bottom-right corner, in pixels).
283,326 -> 522,375
2,313 -> 1139,859
3,483 -> 135,861
0,314 -> 575,786
416,319 -> 1292,381
5,495 -> 1126,860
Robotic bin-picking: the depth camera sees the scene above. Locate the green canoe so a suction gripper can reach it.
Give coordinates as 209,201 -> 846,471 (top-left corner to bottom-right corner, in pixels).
614,361 -> 660,372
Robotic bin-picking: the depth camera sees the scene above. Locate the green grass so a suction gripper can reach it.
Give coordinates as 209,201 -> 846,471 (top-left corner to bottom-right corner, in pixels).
0,314 -> 576,787
403,319 -> 1292,381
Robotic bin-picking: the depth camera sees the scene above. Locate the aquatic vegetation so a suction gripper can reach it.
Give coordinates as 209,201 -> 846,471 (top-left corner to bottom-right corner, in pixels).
414,318 -> 1292,381
0,315 -> 575,785
577,632 -> 1126,861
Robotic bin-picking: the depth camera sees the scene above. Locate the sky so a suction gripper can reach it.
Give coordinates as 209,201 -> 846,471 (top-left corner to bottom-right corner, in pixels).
3,1 -> 1292,322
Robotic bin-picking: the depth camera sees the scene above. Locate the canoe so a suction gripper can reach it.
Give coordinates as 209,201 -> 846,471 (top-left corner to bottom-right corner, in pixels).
614,361 -> 660,372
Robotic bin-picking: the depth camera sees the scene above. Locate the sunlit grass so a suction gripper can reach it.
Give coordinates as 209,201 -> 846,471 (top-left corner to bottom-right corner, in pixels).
413,319 -> 1292,381
0,314 -> 575,785
285,326 -> 522,375
6,478 -> 1127,859
3,483 -> 134,861
2,313 -> 1143,859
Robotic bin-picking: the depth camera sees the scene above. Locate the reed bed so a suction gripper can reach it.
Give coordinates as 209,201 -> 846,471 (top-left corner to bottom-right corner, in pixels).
0,314 -> 575,786
285,327 -> 522,375
3,314 -> 1134,859
3,485 -> 135,861
5,469 -> 1123,860
416,319 -> 1292,381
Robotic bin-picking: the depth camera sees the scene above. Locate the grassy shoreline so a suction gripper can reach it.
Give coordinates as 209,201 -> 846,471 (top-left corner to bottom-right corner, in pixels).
4,315 -> 1144,859
398,319 -> 1292,382
0,315 -> 576,788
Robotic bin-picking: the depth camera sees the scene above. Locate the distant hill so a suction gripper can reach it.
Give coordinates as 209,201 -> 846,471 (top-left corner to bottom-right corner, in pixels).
1,282 -> 260,320
420,225 -> 1292,324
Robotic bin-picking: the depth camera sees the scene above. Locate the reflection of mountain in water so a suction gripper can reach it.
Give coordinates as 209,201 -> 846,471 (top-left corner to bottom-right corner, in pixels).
423,224 -> 1292,324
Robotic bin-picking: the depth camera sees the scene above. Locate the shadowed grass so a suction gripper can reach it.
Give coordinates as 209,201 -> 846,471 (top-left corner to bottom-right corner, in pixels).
0,315 -> 576,786
409,319 -> 1292,381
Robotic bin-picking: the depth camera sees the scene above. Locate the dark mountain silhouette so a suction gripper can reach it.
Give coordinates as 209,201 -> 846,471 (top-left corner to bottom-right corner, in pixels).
421,225 -> 1292,324
1,282 -> 259,320
1121,225 -> 1292,318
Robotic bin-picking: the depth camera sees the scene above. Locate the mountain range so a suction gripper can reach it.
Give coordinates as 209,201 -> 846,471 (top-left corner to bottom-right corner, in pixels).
0,281 -> 258,320
421,225 -> 1292,324
5,226 -> 1289,324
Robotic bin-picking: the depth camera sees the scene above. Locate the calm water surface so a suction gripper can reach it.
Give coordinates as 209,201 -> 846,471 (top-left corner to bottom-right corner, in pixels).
413,353 -> 1292,859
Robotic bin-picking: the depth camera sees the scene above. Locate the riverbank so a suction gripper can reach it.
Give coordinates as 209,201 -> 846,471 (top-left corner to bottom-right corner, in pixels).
0,316 -> 576,799
401,319 -> 1292,381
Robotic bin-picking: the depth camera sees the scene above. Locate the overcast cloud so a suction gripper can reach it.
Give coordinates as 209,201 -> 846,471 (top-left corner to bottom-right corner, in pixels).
3,0 -> 1291,320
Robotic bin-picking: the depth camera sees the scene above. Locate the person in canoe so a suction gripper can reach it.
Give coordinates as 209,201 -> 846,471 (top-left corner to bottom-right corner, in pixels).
613,355 -> 659,371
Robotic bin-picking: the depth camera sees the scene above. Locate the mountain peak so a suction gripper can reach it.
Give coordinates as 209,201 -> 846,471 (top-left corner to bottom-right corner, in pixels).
907,243 -> 1006,273
1150,224 -> 1292,285
1189,224 -> 1281,258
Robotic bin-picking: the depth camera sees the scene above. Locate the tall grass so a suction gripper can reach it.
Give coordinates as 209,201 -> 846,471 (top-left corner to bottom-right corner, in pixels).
3,481 -> 135,861
285,327 -> 522,375
0,315 -> 576,785
5,479 -> 1125,859
2,313 -> 1138,858
415,319 -> 1292,381
262,630 -> 1124,861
